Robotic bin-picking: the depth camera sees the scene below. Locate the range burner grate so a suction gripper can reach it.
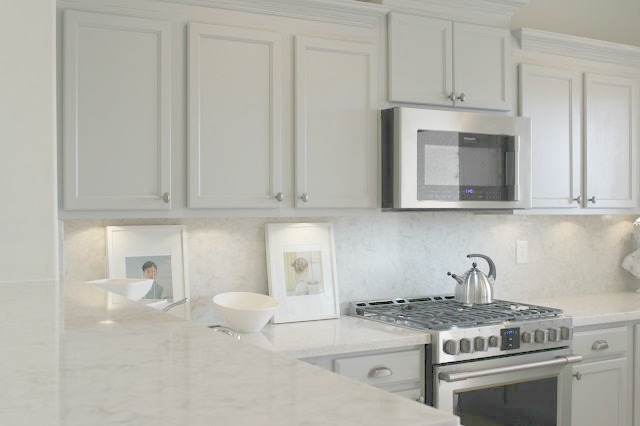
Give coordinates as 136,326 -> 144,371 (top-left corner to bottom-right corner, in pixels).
351,296 -> 564,331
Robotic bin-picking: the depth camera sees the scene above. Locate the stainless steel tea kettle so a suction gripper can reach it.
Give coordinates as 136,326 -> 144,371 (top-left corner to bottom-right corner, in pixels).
447,254 -> 496,306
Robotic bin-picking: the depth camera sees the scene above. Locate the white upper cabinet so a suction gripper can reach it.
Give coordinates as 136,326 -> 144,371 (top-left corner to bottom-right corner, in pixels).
520,64 -> 582,208
187,23 -> 283,208
388,13 -> 509,111
294,36 -> 378,208
63,10 -> 172,210
521,67 -> 639,210
584,73 -> 639,209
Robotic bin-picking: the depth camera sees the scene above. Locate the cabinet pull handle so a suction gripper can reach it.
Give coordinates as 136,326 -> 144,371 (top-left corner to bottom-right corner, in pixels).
588,196 -> 596,204
573,196 -> 582,204
573,372 -> 582,380
300,192 -> 309,203
162,192 -> 170,203
367,366 -> 392,378
275,192 -> 284,202
591,340 -> 609,351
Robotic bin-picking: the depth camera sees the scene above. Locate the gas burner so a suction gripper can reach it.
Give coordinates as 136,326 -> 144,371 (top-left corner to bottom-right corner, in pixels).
350,296 -> 564,331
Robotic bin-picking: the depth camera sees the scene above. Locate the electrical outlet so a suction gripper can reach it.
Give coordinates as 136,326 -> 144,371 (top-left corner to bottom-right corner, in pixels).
516,240 -> 528,264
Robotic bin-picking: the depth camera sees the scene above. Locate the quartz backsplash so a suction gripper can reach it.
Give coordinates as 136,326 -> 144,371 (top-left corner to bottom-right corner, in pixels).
62,213 -> 640,326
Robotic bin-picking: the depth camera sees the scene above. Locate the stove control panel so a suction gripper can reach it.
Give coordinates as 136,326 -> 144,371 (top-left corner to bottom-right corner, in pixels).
436,318 -> 573,363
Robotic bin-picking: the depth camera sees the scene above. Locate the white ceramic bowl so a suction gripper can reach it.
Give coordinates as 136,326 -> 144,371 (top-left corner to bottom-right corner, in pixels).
212,292 -> 279,333
87,278 -> 154,301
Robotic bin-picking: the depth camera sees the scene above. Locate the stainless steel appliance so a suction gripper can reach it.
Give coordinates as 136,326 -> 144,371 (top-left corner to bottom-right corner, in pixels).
448,253 -> 496,305
350,295 -> 581,425
381,107 -> 532,210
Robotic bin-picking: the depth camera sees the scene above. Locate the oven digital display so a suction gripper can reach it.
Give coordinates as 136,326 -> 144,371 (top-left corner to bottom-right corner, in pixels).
500,327 -> 521,350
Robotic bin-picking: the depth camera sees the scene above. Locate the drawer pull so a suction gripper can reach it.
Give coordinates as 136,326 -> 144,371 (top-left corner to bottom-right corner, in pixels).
367,366 -> 393,378
573,372 -> 582,380
591,340 -> 609,351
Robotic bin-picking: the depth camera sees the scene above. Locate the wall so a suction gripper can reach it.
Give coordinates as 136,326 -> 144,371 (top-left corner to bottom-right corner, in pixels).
511,0 -> 640,47
0,1 -> 59,282
63,213 -> 640,325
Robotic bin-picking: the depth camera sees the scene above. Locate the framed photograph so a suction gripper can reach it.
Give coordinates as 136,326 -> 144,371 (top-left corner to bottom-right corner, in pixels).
106,225 -> 190,319
265,223 -> 339,323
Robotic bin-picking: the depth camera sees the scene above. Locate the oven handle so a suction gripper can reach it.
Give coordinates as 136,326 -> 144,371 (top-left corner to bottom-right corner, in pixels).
438,354 -> 582,383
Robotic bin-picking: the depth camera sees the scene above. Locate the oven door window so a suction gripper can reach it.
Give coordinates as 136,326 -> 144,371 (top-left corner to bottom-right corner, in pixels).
416,130 -> 517,202
454,377 -> 557,426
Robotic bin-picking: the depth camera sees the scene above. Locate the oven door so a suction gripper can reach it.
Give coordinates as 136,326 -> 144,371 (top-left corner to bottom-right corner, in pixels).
432,349 -> 581,426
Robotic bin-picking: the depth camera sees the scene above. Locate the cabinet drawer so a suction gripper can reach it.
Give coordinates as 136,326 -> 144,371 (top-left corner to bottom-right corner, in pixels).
573,327 -> 628,359
333,350 -> 421,386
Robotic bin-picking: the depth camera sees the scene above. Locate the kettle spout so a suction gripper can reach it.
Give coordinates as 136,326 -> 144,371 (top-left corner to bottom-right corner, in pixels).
447,271 -> 465,284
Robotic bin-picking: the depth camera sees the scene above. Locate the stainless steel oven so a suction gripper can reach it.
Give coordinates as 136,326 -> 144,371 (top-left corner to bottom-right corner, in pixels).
350,295 -> 582,426
430,348 -> 581,425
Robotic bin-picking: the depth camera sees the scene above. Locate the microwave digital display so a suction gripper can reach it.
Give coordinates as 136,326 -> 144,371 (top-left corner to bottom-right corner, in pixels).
417,130 -> 516,202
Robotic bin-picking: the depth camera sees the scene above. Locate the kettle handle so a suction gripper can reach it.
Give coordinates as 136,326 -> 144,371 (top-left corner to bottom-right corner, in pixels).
467,254 -> 496,280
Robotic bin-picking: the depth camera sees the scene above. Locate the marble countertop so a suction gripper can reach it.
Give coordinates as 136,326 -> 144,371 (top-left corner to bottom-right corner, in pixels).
239,316 -> 430,359
525,290 -> 640,327
0,280 -> 459,426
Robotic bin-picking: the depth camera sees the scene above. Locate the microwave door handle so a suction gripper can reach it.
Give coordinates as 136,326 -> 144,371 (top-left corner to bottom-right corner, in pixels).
438,354 -> 582,383
505,136 -> 519,200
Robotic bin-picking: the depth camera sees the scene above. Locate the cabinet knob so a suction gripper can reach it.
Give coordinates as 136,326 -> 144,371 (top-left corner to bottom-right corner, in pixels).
448,92 -> 466,102
573,372 -> 582,380
275,192 -> 284,202
588,196 -> 596,204
367,366 -> 393,378
162,192 -> 170,203
573,196 -> 582,204
300,192 -> 309,202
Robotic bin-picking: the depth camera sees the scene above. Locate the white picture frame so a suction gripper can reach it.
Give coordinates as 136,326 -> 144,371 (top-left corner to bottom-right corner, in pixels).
106,225 -> 190,319
265,223 -> 339,323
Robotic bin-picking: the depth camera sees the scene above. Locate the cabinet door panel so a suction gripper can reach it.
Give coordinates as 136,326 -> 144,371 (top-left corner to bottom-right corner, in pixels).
571,358 -> 629,426
453,22 -> 509,111
294,36 -> 377,208
63,11 -> 171,210
584,73 -> 639,208
635,325 -> 640,426
388,13 -> 451,105
519,65 -> 582,208
188,23 -> 282,208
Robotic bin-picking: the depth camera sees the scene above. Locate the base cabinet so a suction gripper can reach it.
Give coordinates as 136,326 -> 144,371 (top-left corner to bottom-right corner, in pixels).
635,325 -> 640,426
302,346 -> 424,401
571,358 -> 628,426
570,326 -> 631,426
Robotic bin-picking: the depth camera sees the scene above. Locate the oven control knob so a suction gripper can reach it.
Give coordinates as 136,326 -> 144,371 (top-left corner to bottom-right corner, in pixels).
474,336 -> 489,352
488,335 -> 499,348
443,339 -> 460,355
535,329 -> 549,344
549,328 -> 562,342
460,338 -> 472,353
561,326 -> 572,340
521,331 -> 532,343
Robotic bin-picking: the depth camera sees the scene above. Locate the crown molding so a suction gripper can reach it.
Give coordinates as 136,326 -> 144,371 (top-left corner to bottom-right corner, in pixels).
152,0 -> 389,27
363,0 -> 528,17
513,27 -> 640,68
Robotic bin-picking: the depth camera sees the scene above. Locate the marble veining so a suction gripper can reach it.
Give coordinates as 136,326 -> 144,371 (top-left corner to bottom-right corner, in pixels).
61,213 -> 640,326
525,291 -> 640,327
0,280 -> 459,426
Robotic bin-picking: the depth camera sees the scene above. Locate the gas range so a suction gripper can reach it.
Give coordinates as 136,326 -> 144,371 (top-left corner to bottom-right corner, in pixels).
349,295 -> 573,364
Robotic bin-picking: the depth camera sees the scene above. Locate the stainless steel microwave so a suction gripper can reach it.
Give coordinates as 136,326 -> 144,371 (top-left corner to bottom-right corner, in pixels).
381,107 -> 532,210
